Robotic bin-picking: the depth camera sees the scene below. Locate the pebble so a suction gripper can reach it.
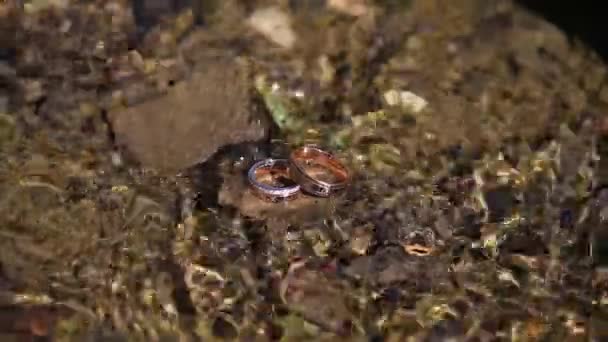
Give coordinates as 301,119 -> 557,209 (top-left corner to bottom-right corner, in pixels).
327,0 -> 370,17
20,78 -> 45,104
247,6 -> 296,49
383,89 -> 428,113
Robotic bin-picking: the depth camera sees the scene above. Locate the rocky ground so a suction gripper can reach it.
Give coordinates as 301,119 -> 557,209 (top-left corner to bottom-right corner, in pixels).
1,0 -> 608,340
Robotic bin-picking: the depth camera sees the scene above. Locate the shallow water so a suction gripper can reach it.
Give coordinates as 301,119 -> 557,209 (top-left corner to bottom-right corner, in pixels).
1,0 -> 607,340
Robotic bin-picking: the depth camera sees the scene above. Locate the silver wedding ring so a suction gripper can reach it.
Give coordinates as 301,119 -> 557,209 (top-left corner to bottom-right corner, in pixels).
247,158 -> 300,202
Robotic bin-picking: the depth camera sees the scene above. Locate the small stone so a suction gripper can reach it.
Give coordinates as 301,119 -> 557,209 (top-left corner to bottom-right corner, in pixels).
247,6 -> 296,49
398,91 -> 428,113
127,50 -> 146,74
327,0 -> 370,17
24,0 -> 70,13
23,154 -> 50,176
20,79 -> 45,104
281,262 -> 355,335
348,225 -> 373,255
383,89 -> 428,113
0,112 -> 15,147
406,36 -> 423,51
383,89 -> 401,107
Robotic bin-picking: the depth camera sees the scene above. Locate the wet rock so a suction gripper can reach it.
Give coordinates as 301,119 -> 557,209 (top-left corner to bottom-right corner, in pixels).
280,261 -> 356,336
211,315 -> 238,340
401,227 -> 439,256
0,113 -> 15,148
0,305 -> 75,340
218,166 -> 335,228
423,319 -> 465,342
483,185 -> 516,223
499,227 -> 547,256
348,224 -> 374,255
342,246 -> 452,290
108,56 -> 271,174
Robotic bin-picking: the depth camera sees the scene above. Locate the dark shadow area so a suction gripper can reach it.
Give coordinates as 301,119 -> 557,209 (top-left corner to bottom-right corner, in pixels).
131,0 -> 207,44
187,139 -> 274,210
0,4 -> 17,66
515,1 -> 608,61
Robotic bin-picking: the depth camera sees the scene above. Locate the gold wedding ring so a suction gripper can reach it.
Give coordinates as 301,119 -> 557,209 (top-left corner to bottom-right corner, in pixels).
288,145 -> 350,198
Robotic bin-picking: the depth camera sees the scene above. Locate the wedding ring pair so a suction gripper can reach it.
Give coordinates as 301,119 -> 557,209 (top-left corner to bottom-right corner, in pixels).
247,145 -> 350,202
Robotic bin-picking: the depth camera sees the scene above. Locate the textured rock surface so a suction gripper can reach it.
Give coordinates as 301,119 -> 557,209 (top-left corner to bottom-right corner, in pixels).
109,57 -> 271,174
3,0 -> 607,340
